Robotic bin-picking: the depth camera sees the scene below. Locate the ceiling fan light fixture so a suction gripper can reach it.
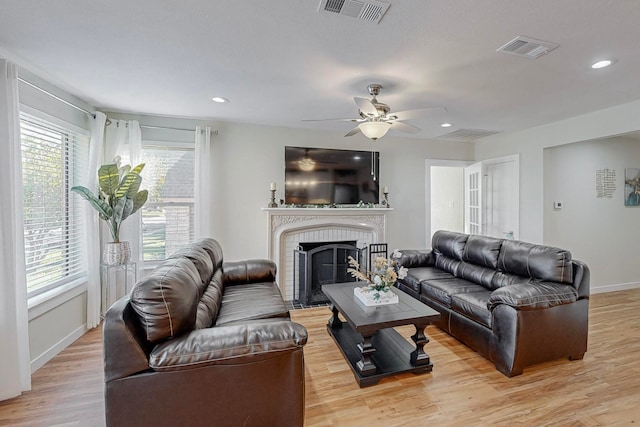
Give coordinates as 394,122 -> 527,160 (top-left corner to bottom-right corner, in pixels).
359,121 -> 391,140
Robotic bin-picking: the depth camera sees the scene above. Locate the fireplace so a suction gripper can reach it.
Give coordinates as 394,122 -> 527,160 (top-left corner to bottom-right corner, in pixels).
264,207 -> 390,301
294,241 -> 359,305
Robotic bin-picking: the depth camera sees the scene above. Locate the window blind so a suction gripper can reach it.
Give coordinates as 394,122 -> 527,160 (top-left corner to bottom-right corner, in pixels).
20,112 -> 89,296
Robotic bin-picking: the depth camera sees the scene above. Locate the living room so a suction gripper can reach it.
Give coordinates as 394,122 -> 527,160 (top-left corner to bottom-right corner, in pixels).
2,1 -> 640,425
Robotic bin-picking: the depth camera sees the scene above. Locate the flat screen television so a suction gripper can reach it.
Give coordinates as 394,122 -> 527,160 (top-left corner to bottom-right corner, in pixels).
285,146 -> 380,205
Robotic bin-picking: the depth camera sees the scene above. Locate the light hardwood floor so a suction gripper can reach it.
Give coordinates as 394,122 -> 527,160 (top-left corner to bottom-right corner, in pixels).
1,289 -> 639,426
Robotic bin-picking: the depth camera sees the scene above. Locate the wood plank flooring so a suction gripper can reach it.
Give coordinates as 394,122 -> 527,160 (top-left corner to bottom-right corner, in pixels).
1,289 -> 639,426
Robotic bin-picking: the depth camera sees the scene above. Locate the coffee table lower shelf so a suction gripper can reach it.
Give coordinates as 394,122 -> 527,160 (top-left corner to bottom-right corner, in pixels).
327,323 -> 433,387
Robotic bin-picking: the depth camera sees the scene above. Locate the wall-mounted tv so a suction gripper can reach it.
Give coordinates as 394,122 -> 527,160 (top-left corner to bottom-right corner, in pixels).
285,146 -> 380,205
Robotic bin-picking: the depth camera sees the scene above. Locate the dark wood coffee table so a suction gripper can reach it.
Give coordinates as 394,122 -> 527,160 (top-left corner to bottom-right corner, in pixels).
322,282 -> 440,387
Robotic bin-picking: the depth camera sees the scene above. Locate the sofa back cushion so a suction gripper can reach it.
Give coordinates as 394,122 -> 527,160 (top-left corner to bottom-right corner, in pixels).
194,238 -> 224,270
497,240 -> 574,284
168,245 -> 213,296
130,257 -> 201,343
432,230 -> 468,260
195,269 -> 224,329
462,235 -> 502,269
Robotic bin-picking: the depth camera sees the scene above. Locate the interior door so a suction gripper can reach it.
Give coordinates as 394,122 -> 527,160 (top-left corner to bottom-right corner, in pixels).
484,159 -> 518,239
464,162 -> 483,235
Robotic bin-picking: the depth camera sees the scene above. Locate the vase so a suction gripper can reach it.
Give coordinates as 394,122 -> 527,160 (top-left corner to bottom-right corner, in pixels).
103,241 -> 131,265
354,285 -> 399,306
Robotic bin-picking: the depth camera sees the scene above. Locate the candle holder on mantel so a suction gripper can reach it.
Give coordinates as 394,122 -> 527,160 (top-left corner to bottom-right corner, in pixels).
382,191 -> 390,208
268,189 -> 278,208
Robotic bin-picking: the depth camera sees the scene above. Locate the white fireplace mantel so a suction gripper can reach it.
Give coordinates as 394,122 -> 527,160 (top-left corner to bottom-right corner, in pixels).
263,207 -> 392,300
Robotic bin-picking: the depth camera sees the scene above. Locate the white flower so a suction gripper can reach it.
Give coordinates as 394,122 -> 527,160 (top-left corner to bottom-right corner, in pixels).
397,266 -> 408,280
392,249 -> 403,259
373,274 -> 382,286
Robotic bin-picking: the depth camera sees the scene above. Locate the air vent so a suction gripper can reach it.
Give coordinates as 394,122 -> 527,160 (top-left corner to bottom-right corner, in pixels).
497,36 -> 559,59
438,129 -> 501,142
318,0 -> 390,24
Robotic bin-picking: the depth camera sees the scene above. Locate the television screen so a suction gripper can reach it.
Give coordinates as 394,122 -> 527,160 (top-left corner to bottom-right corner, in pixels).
285,146 -> 380,205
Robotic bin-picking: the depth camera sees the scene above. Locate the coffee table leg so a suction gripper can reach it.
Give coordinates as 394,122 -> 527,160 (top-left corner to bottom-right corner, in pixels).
410,324 -> 431,366
327,304 -> 342,329
356,335 -> 377,376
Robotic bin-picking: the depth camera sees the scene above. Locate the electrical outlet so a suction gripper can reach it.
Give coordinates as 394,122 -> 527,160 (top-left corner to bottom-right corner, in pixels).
553,201 -> 562,210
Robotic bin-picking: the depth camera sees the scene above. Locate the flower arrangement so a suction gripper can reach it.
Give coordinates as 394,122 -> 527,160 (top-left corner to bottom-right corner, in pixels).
347,249 -> 408,301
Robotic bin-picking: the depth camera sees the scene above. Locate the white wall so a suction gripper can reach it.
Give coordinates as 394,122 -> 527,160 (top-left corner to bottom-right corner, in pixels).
476,99 -> 640,292
544,136 -> 640,292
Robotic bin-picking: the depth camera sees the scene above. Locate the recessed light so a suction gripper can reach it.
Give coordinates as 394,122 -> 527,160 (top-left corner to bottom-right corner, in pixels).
441,122 -> 452,128
591,60 -> 613,69
211,96 -> 229,103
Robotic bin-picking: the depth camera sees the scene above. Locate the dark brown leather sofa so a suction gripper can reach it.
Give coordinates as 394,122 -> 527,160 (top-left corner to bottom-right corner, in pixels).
397,230 -> 589,377
103,238 -> 308,427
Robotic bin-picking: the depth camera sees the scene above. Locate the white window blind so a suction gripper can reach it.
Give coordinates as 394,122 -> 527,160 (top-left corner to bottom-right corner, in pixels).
20,112 -> 89,296
140,143 -> 195,261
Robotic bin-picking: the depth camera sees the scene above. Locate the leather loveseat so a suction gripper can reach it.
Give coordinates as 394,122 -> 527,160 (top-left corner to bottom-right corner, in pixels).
103,238 -> 308,427
397,230 -> 589,377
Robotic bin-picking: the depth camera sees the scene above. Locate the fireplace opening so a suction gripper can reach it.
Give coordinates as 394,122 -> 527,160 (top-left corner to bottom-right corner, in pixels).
294,240 -> 359,305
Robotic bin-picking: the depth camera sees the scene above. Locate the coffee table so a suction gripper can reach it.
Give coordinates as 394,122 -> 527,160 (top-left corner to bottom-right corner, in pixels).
322,282 -> 440,387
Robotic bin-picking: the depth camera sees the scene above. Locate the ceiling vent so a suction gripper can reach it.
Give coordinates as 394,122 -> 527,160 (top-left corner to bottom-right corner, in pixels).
438,128 -> 501,142
318,0 -> 390,24
497,36 -> 559,59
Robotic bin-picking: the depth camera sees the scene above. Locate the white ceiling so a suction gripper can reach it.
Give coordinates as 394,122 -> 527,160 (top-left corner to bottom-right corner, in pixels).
1,0 -> 640,140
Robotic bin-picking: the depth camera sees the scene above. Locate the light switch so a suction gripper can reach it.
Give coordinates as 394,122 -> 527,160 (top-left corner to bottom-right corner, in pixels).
553,201 -> 562,210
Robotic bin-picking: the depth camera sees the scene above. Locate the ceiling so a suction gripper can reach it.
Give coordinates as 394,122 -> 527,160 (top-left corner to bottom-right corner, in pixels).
1,0 -> 640,141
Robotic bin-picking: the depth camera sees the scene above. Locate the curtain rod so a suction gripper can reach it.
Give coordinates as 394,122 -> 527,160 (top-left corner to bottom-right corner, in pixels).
17,77 -> 96,119
113,121 -> 218,135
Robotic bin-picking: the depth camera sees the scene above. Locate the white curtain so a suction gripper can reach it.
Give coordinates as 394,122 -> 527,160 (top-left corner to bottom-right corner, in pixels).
107,119 -> 143,275
85,112 -> 107,329
0,59 -> 31,399
195,126 -> 212,237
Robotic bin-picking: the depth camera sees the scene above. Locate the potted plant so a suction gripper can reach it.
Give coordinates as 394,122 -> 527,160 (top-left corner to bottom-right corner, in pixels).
72,158 -> 148,265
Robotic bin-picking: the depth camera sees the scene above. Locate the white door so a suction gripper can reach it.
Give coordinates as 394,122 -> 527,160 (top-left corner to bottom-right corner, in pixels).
464,162 -> 483,235
464,155 -> 519,239
484,158 -> 518,239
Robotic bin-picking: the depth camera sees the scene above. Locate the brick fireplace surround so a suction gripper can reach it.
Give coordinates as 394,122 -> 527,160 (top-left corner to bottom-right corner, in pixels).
263,208 -> 391,301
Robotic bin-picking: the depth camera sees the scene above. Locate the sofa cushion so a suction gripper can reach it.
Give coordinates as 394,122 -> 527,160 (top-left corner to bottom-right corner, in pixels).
420,278 -> 487,308
450,291 -> 493,328
130,257 -> 201,343
462,234 -> 502,269
402,266 -> 455,293
456,261 -> 498,290
195,270 -> 224,329
149,319 -> 308,371
488,281 -> 578,310
498,240 -> 573,284
434,255 -> 462,276
432,230 -> 468,261
216,282 -> 289,326
168,245 -> 213,294
193,238 -> 224,270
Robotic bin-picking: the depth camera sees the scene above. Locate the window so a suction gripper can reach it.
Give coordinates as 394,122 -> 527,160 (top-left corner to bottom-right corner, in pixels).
140,141 -> 195,261
20,112 -> 89,297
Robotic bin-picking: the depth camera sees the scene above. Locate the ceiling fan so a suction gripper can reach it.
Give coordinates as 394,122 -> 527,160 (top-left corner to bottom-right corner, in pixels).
304,84 -> 445,141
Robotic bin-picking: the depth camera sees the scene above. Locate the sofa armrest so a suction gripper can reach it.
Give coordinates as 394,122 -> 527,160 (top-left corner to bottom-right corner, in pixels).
103,297 -> 154,382
397,249 -> 435,268
149,319 -> 308,371
488,281 -> 578,311
222,259 -> 277,285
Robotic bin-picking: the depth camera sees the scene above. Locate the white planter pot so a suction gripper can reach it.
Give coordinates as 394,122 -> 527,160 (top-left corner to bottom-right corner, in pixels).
103,241 -> 131,265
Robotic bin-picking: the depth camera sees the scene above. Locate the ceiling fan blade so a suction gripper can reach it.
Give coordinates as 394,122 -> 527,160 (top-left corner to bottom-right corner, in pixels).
387,107 -> 443,121
390,121 -> 421,133
354,97 -> 378,116
344,126 -> 362,137
302,118 -> 360,122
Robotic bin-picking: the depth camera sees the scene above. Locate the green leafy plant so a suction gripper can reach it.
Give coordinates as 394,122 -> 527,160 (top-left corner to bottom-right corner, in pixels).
71,162 -> 149,242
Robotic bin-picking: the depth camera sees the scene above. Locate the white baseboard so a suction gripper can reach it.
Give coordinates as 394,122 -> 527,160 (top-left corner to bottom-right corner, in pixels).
591,281 -> 640,294
30,324 -> 88,373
